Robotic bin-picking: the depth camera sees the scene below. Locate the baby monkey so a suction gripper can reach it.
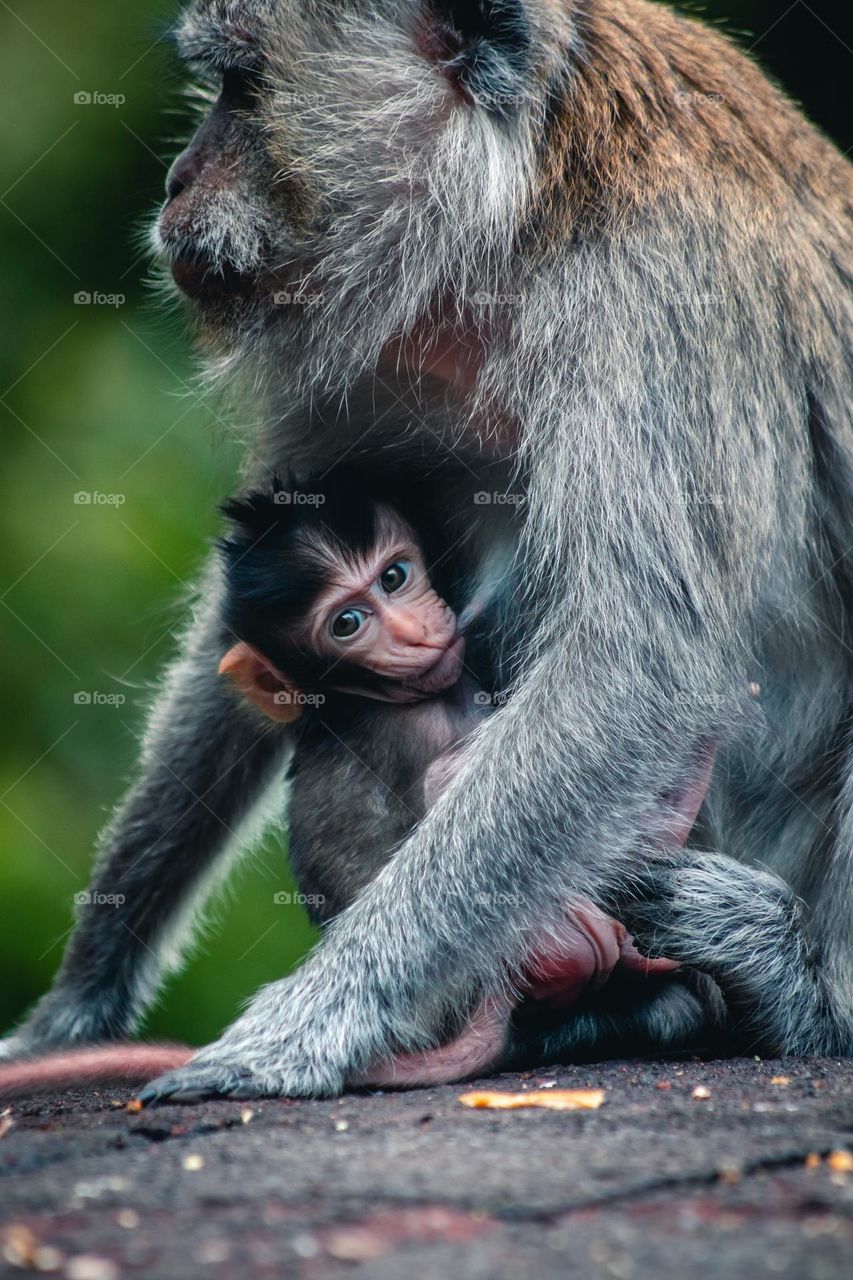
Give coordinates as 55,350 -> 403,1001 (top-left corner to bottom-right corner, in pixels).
217,474 -> 488,848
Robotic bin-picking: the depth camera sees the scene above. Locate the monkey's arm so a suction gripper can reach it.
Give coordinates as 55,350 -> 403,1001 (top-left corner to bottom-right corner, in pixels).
2,562 -> 291,1058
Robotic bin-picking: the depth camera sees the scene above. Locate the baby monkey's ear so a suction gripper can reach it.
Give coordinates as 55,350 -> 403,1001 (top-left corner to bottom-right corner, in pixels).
219,642 -> 303,724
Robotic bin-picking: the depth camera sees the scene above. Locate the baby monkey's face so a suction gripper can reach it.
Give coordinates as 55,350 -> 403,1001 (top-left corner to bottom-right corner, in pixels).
302,511 -> 464,698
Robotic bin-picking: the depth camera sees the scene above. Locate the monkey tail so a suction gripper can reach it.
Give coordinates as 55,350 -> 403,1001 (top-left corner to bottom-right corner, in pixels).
0,1044 -> 193,1099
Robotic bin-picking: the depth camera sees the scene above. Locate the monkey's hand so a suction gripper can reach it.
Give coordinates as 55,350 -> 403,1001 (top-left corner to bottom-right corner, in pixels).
0,992 -> 121,1062
0,1035 -> 29,1063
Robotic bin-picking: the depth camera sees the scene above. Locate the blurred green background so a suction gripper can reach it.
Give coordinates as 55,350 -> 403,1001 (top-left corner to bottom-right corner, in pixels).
1,1 -> 849,1046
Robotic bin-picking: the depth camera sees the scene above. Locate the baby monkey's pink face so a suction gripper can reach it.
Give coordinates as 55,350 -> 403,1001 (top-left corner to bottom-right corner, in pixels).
301,509 -> 464,700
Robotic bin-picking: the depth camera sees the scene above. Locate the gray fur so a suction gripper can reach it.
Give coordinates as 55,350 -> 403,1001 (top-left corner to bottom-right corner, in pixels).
4,0 -> 852,1096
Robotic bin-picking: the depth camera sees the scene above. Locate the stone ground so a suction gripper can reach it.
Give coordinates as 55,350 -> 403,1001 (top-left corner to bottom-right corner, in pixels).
1,1058 -> 852,1279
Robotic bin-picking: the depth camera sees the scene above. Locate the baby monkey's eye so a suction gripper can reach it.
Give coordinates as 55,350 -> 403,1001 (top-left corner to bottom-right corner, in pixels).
331,608 -> 367,639
380,561 -> 410,593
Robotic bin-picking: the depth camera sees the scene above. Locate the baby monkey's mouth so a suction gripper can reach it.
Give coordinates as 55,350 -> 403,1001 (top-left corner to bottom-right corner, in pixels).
402,634 -> 467,695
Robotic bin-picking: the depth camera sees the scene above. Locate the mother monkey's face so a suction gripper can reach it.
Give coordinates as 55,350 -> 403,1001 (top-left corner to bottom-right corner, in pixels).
153,1 -> 557,388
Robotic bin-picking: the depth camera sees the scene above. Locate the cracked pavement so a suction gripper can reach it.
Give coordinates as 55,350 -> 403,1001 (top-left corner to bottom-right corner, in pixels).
1,1057 -> 852,1278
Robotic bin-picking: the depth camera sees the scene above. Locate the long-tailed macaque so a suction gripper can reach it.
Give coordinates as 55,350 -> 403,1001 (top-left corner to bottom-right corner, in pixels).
2,0 -> 851,1102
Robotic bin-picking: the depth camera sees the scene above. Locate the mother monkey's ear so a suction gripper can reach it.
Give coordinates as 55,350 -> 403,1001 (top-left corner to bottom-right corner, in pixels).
419,0 -> 533,113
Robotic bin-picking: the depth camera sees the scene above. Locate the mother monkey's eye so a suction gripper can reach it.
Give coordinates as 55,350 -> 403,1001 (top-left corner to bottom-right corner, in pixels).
380,562 -> 409,593
331,608 -> 367,639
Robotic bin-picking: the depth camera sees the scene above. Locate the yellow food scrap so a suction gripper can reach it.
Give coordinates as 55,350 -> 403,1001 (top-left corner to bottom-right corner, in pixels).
692,1085 -> 711,1100
770,1076 -> 791,1086
458,1089 -> 605,1111
827,1149 -> 853,1173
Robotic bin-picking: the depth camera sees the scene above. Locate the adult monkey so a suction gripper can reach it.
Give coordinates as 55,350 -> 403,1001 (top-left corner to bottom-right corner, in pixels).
3,0 -> 852,1101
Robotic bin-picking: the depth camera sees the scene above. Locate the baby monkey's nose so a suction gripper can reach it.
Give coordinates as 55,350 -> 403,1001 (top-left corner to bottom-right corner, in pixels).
385,606 -> 431,646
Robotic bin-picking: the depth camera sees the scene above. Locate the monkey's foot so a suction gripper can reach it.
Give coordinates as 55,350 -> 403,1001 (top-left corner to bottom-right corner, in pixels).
138,1061 -> 278,1105
138,1048 -> 343,1105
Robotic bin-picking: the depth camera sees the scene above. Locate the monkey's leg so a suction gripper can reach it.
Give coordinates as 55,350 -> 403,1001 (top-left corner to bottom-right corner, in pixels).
620,848 -> 853,1056
2,571 -> 291,1057
352,973 -> 728,1089
504,970 -> 730,1069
